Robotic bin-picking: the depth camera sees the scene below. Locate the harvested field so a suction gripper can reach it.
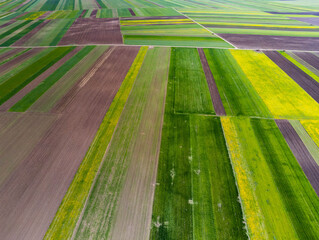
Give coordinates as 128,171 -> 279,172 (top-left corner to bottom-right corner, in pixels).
265,51 -> 319,103
293,52 -> 319,71
275,119 -> 319,196
219,34 -> 319,51
58,18 -> 123,45
0,46 -> 139,240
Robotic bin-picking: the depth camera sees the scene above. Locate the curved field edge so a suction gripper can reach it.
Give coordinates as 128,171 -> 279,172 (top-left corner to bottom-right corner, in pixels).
43,46 -> 148,240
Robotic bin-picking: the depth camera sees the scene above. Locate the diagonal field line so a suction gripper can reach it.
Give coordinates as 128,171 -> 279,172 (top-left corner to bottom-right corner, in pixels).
174,8 -> 238,49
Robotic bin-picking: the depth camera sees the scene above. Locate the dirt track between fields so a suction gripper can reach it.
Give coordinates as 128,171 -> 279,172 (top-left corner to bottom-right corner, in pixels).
58,18 -> 123,45
0,46 -> 139,240
219,34 -> 319,51
265,51 -> 319,103
198,48 -> 226,115
275,119 -> 319,196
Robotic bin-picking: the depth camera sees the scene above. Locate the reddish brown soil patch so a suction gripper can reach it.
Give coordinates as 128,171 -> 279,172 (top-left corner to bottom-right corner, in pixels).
90,9 -> 97,18
0,46 -> 139,240
219,34 -> 319,51
0,47 -> 82,111
79,9 -> 87,18
0,48 -> 42,74
58,18 -> 123,45
0,48 -> 24,62
198,48 -> 225,115
128,8 -> 136,16
275,119 -> 319,196
13,20 -> 51,46
265,51 -> 319,103
0,20 -> 15,29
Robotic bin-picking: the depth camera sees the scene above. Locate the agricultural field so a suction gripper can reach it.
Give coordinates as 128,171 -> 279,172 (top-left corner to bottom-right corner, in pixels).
0,0 -> 319,239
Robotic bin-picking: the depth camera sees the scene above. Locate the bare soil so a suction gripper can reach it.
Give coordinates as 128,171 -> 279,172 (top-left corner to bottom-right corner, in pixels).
58,18 -> 123,45
293,52 -> 319,70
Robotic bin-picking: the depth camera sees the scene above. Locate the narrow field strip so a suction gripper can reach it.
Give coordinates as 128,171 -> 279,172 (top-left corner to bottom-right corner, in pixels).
301,120 -> 319,150
198,48 -> 226,116
44,46 -> 147,240
276,119 -> 319,195
221,117 -> 319,239
0,47 -> 30,66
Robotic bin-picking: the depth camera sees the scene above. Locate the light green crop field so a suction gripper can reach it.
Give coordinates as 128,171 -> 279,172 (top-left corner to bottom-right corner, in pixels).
0,0 -> 319,239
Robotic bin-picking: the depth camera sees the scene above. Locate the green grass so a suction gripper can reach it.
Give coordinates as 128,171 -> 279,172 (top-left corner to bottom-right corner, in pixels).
0,46 -> 73,105
10,46 -> 94,112
74,47 -> 170,239
190,115 -> 246,239
0,20 -> 31,40
44,46 -> 148,240
170,47 -> 215,114
204,48 -> 272,117
123,35 -> 233,48
222,117 -> 319,239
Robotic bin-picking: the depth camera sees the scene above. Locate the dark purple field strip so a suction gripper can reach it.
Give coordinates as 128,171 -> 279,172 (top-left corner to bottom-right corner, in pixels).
219,34 -> 319,51
0,48 -> 23,62
267,11 -> 319,15
205,24 -> 319,31
90,9 -> 97,18
0,48 -> 41,74
128,8 -> 136,16
275,119 -> 319,196
264,51 -> 319,103
12,20 -> 51,46
0,46 -> 139,240
291,17 -> 319,26
0,20 -> 15,29
79,9 -> 87,18
0,47 -> 82,111
121,16 -> 187,20
198,48 -> 226,116
293,52 -> 319,71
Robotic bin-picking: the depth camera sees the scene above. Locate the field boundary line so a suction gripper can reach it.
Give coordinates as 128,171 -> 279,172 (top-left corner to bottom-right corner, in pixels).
173,8 -> 238,49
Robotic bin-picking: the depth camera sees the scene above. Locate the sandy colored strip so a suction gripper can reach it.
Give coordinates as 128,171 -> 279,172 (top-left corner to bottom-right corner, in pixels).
198,48 -> 226,116
12,20 -> 51,46
0,46 -> 139,240
275,119 -> 319,196
0,47 -> 81,111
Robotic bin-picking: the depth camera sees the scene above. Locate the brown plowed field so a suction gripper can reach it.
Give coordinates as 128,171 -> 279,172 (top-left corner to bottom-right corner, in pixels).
293,52 -> 319,70
0,48 -> 23,62
265,51 -> 319,103
0,47 -> 82,111
0,46 -> 139,240
198,48 -> 226,115
219,34 -> 319,51
275,119 -> 319,196
13,20 -> 51,46
58,18 -> 123,45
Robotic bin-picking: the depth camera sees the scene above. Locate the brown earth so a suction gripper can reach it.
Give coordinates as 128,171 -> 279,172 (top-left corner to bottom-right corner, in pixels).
293,52 -> 319,71
264,51 -> 319,103
0,46 -> 139,240
128,8 -> 136,16
0,47 -> 82,111
0,48 -> 42,74
90,9 -> 97,18
198,48 -> 226,116
0,48 -> 23,62
58,18 -> 123,45
12,20 -> 51,46
79,9 -> 87,18
0,20 -> 15,29
275,119 -> 319,196
219,34 -> 319,51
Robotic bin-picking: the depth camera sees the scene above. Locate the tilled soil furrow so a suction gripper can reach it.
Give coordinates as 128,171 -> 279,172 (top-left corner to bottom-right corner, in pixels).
265,51 -> 319,103
293,52 -> 319,71
198,48 -> 226,115
275,119 -> 319,196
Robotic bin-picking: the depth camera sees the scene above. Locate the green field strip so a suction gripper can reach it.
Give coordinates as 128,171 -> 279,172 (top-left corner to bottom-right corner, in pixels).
190,115 -> 247,239
203,49 -> 272,117
221,117 -> 319,239
231,50 -> 319,119
1,20 -> 44,46
40,0 -> 61,11
133,7 -> 181,17
0,20 -> 31,40
44,46 -> 147,240
118,8 -> 133,17
290,120 -> 319,166
122,27 -> 212,36
0,48 -> 30,66
10,46 -> 94,112
73,47 -> 169,239
170,47 -> 214,114
0,20 -> 36,45
97,9 -> 113,18
121,23 -> 203,31
29,46 -> 108,112
19,11 -> 46,20
281,51 -> 319,84
0,46 -> 73,106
